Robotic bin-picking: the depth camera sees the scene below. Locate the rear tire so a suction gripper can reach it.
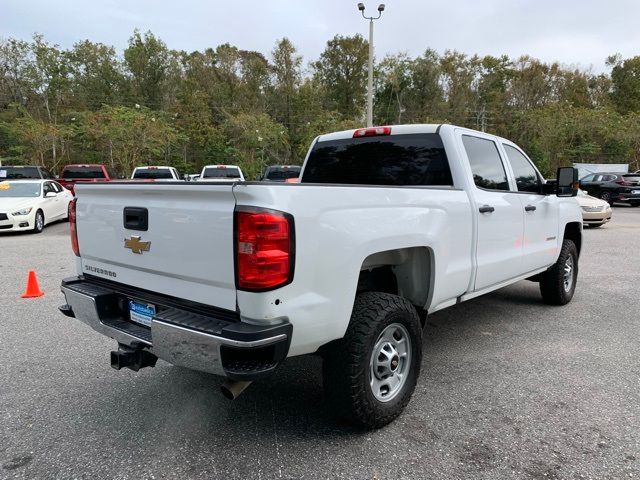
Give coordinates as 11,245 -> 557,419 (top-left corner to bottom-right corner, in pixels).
322,292 -> 422,429
539,239 -> 578,305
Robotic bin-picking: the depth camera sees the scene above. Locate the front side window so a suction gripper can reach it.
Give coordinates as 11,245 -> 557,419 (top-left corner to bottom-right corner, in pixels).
503,145 -> 541,193
580,174 -> 596,182
462,136 -> 509,191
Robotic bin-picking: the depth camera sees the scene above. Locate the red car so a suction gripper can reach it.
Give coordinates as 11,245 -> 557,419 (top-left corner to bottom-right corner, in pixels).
58,164 -> 112,194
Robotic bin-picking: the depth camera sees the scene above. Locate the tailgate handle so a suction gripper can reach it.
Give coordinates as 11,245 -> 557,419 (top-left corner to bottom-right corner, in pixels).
123,207 -> 148,231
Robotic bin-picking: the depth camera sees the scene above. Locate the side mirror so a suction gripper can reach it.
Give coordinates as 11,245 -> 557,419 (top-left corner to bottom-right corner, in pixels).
45,191 -> 57,198
556,167 -> 578,197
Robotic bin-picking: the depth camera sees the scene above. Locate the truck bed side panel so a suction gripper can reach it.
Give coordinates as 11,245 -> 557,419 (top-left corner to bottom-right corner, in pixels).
232,183 -> 473,356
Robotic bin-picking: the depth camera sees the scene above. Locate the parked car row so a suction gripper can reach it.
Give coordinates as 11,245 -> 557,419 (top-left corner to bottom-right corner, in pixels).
0,163 -> 303,184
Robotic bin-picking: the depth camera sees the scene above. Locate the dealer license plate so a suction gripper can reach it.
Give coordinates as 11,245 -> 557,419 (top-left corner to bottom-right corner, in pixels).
128,300 -> 156,327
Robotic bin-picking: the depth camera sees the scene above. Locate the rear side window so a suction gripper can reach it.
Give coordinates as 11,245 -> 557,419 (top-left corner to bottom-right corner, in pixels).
202,167 -> 241,179
462,136 -> 509,191
0,166 -> 41,179
302,133 -> 453,186
133,168 -> 173,179
62,166 -> 106,179
503,145 -> 541,193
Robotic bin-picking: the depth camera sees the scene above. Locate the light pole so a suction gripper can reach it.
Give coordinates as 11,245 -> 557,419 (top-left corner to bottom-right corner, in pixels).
358,3 -> 385,127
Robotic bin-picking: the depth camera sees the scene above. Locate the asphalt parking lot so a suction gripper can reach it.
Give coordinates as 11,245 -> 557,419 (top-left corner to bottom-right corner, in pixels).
1,208 -> 639,480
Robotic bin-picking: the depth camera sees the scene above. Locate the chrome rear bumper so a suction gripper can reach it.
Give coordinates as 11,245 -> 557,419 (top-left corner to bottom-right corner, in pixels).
60,276 -> 291,379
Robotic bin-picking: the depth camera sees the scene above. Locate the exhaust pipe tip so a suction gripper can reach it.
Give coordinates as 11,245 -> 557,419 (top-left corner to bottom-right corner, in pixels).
220,379 -> 252,400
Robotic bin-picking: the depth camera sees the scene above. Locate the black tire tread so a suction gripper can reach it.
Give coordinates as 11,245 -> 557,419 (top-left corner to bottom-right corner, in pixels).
539,239 -> 578,305
323,292 -> 422,429
32,210 -> 44,234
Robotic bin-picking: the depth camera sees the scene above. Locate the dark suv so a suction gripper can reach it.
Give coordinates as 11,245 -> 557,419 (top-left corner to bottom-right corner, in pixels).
0,165 -> 55,180
579,172 -> 640,206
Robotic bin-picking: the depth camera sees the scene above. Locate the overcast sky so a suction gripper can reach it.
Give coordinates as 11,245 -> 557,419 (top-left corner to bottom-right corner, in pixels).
2,0 -> 639,73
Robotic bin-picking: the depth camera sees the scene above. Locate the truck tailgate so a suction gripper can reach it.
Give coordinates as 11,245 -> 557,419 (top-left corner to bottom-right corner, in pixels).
74,183 -> 237,311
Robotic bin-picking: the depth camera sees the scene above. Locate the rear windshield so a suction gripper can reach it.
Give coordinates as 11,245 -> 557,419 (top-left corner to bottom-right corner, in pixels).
302,133 -> 453,186
62,166 -> 106,179
265,166 -> 301,180
133,168 -> 174,179
0,166 -> 41,179
202,167 -> 241,179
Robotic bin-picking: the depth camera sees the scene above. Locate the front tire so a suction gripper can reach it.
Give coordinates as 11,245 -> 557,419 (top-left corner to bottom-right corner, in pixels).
539,239 -> 578,305
32,210 -> 44,234
322,292 -> 422,429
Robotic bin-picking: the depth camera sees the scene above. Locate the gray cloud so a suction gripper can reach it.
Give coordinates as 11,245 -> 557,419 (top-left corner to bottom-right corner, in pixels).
2,0 -> 638,72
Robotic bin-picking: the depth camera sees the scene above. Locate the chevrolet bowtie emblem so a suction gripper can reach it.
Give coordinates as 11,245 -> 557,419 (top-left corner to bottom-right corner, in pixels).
124,236 -> 151,254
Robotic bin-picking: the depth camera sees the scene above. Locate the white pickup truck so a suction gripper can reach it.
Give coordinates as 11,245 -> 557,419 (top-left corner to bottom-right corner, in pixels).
59,124 -> 582,428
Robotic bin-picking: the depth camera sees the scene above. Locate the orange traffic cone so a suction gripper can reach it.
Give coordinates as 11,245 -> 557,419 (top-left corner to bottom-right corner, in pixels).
21,271 -> 44,298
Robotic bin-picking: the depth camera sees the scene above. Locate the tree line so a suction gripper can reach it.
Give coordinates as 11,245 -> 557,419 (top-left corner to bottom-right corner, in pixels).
1,30 -> 640,178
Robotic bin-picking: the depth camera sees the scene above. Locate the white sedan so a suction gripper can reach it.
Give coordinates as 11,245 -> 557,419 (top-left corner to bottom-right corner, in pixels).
0,180 -> 73,233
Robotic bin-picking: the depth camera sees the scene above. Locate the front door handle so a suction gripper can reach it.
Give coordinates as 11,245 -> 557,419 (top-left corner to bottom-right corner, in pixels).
525,205 -> 537,212
479,205 -> 495,213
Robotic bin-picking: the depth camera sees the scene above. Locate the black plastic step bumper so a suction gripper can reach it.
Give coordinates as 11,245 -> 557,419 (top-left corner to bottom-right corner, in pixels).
60,276 -> 292,380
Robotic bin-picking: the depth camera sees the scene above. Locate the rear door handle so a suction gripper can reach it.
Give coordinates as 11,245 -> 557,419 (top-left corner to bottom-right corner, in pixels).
479,205 -> 495,213
525,205 -> 537,212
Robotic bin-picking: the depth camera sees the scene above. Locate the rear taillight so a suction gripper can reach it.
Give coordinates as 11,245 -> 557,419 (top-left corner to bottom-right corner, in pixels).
69,199 -> 80,257
616,179 -> 631,186
235,207 -> 294,291
353,126 -> 391,137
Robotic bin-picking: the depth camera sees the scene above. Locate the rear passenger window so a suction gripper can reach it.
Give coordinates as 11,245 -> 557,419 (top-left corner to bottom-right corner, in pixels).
503,145 -> 541,193
462,136 -> 509,191
302,133 -> 453,186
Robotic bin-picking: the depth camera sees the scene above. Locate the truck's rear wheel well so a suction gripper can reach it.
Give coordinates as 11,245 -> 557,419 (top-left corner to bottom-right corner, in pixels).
563,222 -> 582,256
357,247 -> 433,324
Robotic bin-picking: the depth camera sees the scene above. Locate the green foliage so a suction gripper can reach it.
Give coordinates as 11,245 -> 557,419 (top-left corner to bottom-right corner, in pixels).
610,56 -> 640,114
313,34 -> 369,119
1,31 -> 640,178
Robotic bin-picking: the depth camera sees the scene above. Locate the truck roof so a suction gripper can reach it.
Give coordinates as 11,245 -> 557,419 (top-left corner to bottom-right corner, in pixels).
62,164 -> 105,168
315,124 -> 516,147
317,124 -> 441,143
